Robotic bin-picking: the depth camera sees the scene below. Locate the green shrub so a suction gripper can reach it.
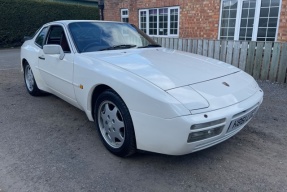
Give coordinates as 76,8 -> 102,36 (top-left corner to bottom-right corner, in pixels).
0,0 -> 99,48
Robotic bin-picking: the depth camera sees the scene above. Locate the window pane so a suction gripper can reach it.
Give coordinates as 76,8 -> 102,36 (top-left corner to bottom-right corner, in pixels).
138,7 -> 182,37
223,0 -> 238,10
122,18 -> 129,23
270,0 -> 280,6
261,0 -> 270,7
242,9 -> 248,18
268,18 -> 278,27
249,1 -> 256,8
246,28 -> 253,36
242,1 -> 249,8
170,22 -> 174,28
49,27 -> 62,38
248,19 -> 254,27
257,0 -> 280,41
259,18 -> 268,27
220,0 -> 238,40
260,8 -> 269,17
158,8 -> 168,36
222,10 -> 229,18
175,15 -> 178,21
240,28 -> 246,37
270,7 -> 279,17
257,37 -> 266,41
249,9 -> 255,17
149,9 -> 158,35
170,15 -> 175,21
257,28 -> 267,37
221,28 -> 228,36
239,1 -> 256,41
229,19 -> 236,27
241,19 -> 247,27
267,28 -> 276,37
35,27 -> 48,47
230,2 -> 238,9
230,10 -> 237,18
221,19 -> 229,27
228,28 -> 235,36
139,11 -> 147,33
266,37 -> 275,41
169,8 -> 179,35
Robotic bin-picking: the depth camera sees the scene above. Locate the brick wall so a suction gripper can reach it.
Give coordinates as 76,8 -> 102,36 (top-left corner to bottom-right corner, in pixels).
104,0 -> 221,39
278,0 -> 287,41
104,0 -> 287,42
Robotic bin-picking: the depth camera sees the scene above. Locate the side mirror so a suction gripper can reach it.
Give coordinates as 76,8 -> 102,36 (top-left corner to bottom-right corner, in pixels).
43,45 -> 65,60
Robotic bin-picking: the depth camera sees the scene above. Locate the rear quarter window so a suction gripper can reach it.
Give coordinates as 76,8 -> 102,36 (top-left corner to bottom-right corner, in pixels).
35,27 -> 48,48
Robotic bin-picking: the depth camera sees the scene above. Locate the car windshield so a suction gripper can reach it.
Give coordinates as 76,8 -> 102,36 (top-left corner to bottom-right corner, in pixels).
68,22 -> 160,53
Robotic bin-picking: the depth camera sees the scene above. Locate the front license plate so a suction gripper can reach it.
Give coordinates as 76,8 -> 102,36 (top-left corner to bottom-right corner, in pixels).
227,108 -> 257,133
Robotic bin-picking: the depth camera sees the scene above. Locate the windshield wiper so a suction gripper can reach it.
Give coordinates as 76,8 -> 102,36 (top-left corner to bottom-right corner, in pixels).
138,44 -> 161,48
99,44 -> 137,51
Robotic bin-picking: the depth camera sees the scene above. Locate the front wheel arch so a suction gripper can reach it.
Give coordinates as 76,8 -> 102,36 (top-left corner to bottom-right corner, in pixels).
90,84 -> 118,120
23,61 -> 43,96
94,89 -> 137,157
22,59 -> 28,70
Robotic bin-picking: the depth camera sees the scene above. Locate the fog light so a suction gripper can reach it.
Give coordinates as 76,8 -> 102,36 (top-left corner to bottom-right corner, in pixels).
190,118 -> 225,130
187,126 -> 224,143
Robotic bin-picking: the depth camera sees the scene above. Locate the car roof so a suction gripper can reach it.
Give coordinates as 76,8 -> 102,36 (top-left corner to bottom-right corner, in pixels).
46,20 -> 124,26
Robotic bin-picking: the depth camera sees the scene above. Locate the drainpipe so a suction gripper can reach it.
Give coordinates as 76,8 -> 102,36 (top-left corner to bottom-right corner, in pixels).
98,0 -> 105,20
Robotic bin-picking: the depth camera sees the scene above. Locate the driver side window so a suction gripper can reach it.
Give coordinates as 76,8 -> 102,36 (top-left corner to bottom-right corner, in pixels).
45,26 -> 71,53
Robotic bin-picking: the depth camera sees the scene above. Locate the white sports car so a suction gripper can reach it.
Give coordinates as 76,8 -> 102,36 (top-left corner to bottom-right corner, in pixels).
21,20 -> 263,157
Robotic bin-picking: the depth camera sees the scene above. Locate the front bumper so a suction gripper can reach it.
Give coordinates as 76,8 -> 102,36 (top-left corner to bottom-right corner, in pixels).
130,90 -> 263,155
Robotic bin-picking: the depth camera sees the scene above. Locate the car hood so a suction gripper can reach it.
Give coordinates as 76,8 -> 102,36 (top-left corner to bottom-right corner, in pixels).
83,48 -> 240,90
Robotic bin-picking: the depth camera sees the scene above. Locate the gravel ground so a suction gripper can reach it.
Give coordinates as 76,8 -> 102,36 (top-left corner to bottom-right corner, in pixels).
0,49 -> 286,192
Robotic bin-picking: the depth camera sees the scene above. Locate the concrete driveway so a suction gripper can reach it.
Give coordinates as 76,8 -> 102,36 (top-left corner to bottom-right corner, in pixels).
0,48 -> 286,192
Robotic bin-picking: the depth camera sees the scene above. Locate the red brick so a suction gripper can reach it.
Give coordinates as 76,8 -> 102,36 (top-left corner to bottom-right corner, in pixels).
104,0 -> 287,41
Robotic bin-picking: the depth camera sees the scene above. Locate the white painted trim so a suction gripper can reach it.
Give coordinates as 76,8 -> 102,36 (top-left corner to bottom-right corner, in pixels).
121,8 -> 129,22
234,0 -> 242,40
177,7 -> 180,37
275,0 -> 282,41
218,0 -> 224,40
218,0 -> 282,41
252,0 -> 261,41
157,8 -> 159,36
138,6 -> 180,37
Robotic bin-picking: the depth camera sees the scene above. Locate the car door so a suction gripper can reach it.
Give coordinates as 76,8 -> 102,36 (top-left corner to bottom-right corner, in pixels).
38,25 -> 77,104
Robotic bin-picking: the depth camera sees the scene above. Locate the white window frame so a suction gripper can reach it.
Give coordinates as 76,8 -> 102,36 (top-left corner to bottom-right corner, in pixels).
121,9 -> 129,23
138,6 -> 180,37
218,0 -> 281,41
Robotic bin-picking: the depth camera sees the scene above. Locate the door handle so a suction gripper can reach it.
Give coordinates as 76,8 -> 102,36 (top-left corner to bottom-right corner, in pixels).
38,56 -> 45,60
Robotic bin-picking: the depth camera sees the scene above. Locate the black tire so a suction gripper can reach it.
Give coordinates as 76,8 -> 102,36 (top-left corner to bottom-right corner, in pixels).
23,63 -> 42,96
94,90 -> 136,157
